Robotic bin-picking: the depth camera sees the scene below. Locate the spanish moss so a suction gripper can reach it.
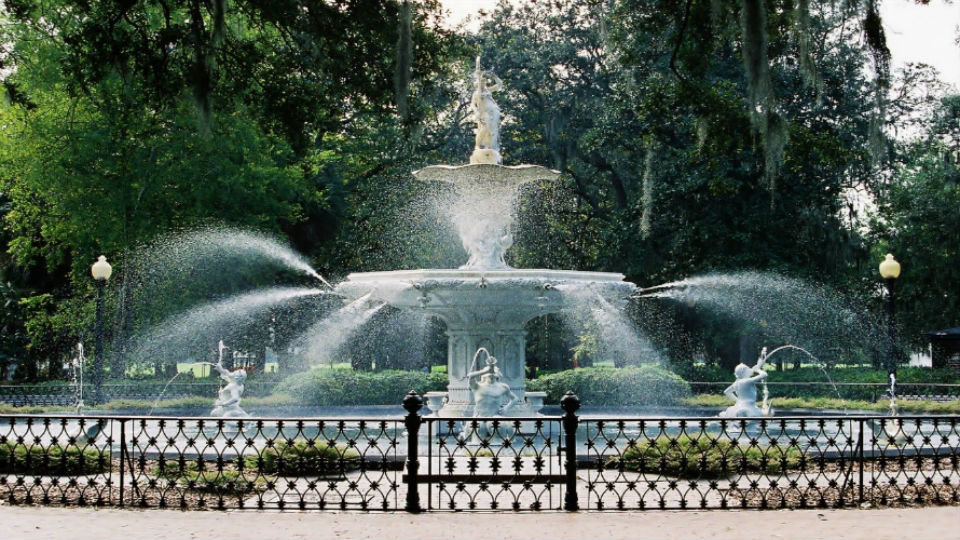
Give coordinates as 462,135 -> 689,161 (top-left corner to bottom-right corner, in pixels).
640,141 -> 656,239
739,0 -> 788,196
792,0 -> 821,92
863,0 -> 890,162
394,0 -> 413,121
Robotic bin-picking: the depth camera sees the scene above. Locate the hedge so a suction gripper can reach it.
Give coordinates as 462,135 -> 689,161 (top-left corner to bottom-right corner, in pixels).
249,440 -> 363,475
617,434 -> 801,478
682,366 -> 960,400
279,369 -> 447,406
526,365 -> 690,406
0,441 -> 110,475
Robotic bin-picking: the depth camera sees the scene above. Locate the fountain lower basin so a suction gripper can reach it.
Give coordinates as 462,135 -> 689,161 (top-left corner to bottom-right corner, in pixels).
338,269 -> 636,417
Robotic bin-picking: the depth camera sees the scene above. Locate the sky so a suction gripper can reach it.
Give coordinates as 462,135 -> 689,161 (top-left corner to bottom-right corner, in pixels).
439,0 -> 960,89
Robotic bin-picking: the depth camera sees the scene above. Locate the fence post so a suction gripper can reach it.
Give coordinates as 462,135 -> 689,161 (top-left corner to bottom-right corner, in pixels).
402,391 -> 423,513
118,418 -> 126,508
858,418 -> 865,505
560,391 -> 580,511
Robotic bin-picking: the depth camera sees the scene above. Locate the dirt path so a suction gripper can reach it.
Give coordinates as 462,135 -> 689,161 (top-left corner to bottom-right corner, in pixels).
2,505 -> 958,540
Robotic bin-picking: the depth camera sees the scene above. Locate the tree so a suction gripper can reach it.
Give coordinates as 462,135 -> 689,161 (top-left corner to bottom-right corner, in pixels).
872,94 -> 960,349
0,0 -> 453,374
466,0 -> 889,369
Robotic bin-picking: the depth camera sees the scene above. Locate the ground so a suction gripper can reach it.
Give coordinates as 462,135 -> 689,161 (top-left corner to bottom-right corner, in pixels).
1,505 -> 958,540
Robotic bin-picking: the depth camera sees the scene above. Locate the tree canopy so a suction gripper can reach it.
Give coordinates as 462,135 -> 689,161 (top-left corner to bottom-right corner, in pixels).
0,0 -> 955,379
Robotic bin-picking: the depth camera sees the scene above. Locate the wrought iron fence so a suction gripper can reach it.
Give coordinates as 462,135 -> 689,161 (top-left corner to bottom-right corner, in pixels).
0,392 -> 957,511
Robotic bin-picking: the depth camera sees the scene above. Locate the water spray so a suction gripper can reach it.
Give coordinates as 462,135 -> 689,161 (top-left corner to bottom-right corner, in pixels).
71,342 -> 85,415
632,282 -> 687,298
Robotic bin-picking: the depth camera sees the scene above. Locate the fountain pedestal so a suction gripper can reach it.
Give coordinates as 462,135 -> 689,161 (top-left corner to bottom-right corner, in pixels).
339,269 -> 634,417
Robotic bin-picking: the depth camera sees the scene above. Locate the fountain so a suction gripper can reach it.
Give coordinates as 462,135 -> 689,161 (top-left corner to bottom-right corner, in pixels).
337,58 -> 636,417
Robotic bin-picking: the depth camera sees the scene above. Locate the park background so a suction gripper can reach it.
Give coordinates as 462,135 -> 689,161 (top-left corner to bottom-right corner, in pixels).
0,0 -> 958,410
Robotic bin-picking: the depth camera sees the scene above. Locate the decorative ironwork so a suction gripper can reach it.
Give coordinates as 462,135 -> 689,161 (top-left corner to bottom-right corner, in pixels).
0,398 -> 957,512
422,416 -> 563,511
580,415 -> 959,510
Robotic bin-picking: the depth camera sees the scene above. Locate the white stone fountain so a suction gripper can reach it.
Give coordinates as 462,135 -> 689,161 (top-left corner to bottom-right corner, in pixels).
338,58 -> 636,417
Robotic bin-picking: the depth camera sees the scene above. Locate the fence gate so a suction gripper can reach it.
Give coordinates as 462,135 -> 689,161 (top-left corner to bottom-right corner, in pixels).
420,416 -> 565,510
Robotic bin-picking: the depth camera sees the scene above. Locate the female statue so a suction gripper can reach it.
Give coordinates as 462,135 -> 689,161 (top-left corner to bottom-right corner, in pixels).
470,56 -> 503,163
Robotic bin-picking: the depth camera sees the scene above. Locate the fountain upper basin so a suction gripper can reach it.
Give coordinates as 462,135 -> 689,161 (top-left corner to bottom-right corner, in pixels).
338,268 -> 637,323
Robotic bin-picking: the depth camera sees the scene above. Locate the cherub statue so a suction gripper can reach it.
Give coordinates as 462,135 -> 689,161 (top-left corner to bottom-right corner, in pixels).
719,347 -> 770,418
210,341 -> 250,418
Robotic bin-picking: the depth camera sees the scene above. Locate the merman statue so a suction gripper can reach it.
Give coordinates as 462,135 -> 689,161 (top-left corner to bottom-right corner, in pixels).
719,347 -> 771,418
462,350 -> 518,443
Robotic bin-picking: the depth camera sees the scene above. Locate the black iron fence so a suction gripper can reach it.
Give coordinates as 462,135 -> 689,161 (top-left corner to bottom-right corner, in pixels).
1,392 -> 957,511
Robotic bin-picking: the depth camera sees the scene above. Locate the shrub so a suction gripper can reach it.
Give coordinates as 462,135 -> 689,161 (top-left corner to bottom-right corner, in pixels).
682,393 -> 960,414
249,440 -> 361,475
155,460 -> 262,493
683,366 -> 960,400
0,441 -> 110,475
527,365 -> 690,406
617,434 -> 801,479
279,369 -> 447,406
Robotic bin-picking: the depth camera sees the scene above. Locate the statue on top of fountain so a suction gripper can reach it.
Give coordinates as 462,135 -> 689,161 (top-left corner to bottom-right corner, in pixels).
470,56 -> 503,165
719,347 -> 770,418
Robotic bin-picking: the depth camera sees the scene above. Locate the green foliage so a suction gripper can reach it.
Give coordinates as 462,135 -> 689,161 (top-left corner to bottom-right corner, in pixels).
96,393 -> 298,411
527,365 -> 690,406
685,366 -> 959,400
280,368 -> 447,406
617,434 -> 801,479
0,0 -> 950,378
685,366 -> 959,385
249,440 -> 360,476
155,460 -> 263,494
682,394 -> 960,414
0,441 -> 110,475
0,0 -> 455,374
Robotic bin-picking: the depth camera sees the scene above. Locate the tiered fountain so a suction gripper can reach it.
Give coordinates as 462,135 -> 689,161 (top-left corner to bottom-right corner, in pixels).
338,58 -> 636,417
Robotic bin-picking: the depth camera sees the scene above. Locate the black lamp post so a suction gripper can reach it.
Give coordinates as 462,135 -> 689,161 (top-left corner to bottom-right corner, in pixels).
878,253 -> 901,394
91,255 -> 112,404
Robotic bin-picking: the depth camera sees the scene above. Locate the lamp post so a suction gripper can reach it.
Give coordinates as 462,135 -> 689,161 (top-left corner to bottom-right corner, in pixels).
91,255 -> 112,404
878,253 -> 901,395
